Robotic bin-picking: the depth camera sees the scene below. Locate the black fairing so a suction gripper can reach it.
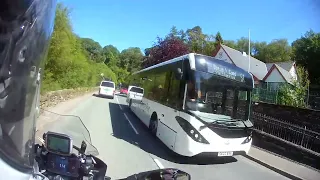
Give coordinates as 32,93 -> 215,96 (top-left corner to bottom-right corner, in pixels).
0,0 -> 57,171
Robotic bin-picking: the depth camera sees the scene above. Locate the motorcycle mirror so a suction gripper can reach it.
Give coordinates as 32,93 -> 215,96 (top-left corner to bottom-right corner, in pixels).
140,168 -> 191,180
174,68 -> 183,80
164,169 -> 191,180
80,140 -> 87,154
42,133 -> 46,141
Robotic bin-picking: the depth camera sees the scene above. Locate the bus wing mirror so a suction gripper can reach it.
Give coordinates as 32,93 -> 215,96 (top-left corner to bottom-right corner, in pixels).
175,68 -> 183,80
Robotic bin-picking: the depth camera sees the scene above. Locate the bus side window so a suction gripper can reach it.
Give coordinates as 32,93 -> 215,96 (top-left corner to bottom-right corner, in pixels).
142,73 -> 154,100
152,71 -> 167,104
167,71 -> 183,110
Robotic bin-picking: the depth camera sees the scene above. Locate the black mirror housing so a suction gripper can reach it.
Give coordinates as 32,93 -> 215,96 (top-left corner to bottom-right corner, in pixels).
175,68 -> 183,80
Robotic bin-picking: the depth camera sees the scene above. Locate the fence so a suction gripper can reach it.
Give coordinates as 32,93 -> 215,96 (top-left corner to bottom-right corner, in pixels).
252,112 -> 320,155
252,88 -> 279,104
253,87 -> 320,110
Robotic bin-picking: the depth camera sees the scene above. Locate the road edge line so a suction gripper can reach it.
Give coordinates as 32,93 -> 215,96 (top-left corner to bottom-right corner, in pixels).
153,158 -> 164,169
243,154 -> 302,180
252,145 -> 320,172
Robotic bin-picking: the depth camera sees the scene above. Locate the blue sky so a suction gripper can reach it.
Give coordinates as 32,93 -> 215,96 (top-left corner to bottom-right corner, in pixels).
60,0 -> 319,52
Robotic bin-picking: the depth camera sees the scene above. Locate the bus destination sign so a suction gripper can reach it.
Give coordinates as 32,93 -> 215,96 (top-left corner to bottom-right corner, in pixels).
207,61 -> 245,82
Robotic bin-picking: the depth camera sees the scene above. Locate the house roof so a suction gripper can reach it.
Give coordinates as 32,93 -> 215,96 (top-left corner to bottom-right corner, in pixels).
263,64 -> 294,84
266,63 -> 273,71
266,61 -> 295,71
220,44 -> 268,80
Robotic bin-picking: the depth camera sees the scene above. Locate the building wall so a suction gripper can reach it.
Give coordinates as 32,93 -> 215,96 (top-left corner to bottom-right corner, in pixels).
264,68 -> 286,83
214,48 -> 233,64
264,68 -> 287,90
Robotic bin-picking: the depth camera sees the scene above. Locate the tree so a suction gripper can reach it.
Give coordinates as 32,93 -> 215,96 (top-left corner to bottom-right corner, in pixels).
254,39 -> 292,63
102,45 -> 120,67
278,66 -> 310,107
166,26 -> 187,42
292,30 -> 320,85
144,37 -> 189,68
144,47 -> 152,56
215,31 -> 223,45
186,26 -> 206,53
80,38 -> 105,63
119,47 -> 144,72
223,40 -> 237,49
203,35 -> 216,56
235,37 -> 251,54
43,3 -> 117,92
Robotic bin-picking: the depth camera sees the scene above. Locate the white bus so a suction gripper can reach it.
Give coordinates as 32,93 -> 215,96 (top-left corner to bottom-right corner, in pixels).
127,53 -> 254,157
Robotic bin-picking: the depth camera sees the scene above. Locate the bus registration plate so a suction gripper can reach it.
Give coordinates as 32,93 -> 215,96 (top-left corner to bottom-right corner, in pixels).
218,152 -> 233,156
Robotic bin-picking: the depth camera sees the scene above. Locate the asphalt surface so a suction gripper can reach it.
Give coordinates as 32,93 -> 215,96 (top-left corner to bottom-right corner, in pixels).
38,93 -> 290,180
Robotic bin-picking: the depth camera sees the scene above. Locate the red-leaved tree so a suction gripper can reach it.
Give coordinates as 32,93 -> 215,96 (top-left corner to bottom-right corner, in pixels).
142,37 -> 189,68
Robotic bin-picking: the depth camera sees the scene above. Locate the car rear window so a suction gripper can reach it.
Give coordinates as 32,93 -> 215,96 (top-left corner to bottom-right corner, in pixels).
101,81 -> 115,88
130,87 -> 144,94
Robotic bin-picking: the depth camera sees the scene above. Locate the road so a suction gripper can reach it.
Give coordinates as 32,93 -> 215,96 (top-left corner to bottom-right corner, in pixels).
38,93 -> 290,180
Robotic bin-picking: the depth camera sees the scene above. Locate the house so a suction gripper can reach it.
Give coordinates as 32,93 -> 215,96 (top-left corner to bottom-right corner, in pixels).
213,44 -> 297,90
264,62 -> 297,90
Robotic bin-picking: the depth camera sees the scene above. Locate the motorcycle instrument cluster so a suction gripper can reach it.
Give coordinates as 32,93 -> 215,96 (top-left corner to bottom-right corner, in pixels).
46,153 -> 80,178
45,132 -> 73,156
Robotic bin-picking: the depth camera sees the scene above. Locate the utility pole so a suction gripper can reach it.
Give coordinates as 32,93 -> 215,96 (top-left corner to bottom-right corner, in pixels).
248,29 -> 251,73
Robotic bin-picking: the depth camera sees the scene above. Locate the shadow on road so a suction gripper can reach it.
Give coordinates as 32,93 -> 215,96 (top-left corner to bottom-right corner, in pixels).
108,102 -> 237,165
116,94 -> 127,98
92,93 -> 114,99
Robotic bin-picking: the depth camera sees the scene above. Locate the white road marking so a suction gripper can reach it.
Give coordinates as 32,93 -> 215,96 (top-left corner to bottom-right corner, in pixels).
153,158 -> 164,169
8,125 -> 15,136
115,96 -> 123,110
124,113 -> 139,134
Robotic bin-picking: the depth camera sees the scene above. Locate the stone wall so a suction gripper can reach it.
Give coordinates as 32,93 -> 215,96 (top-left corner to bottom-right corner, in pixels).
39,87 -> 98,113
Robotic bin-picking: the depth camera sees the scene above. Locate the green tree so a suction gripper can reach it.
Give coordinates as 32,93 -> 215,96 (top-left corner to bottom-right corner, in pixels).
203,35 -> 216,56
292,30 -> 320,85
186,26 -> 207,53
167,26 -> 187,42
80,38 -> 105,63
223,40 -> 237,49
278,66 -> 310,107
254,39 -> 292,63
235,37 -> 251,54
43,3 -> 117,92
119,47 -> 144,72
215,31 -> 223,44
102,45 -> 120,67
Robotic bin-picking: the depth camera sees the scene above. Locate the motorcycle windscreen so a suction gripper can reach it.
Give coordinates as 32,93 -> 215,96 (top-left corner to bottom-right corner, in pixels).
36,110 -> 99,156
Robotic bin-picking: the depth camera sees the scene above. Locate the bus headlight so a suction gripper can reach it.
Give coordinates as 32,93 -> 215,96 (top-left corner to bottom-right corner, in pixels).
175,116 -> 209,144
241,135 -> 252,144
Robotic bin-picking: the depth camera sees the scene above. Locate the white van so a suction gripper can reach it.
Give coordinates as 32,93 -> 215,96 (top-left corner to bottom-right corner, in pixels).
126,86 -> 144,104
99,81 -> 115,99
